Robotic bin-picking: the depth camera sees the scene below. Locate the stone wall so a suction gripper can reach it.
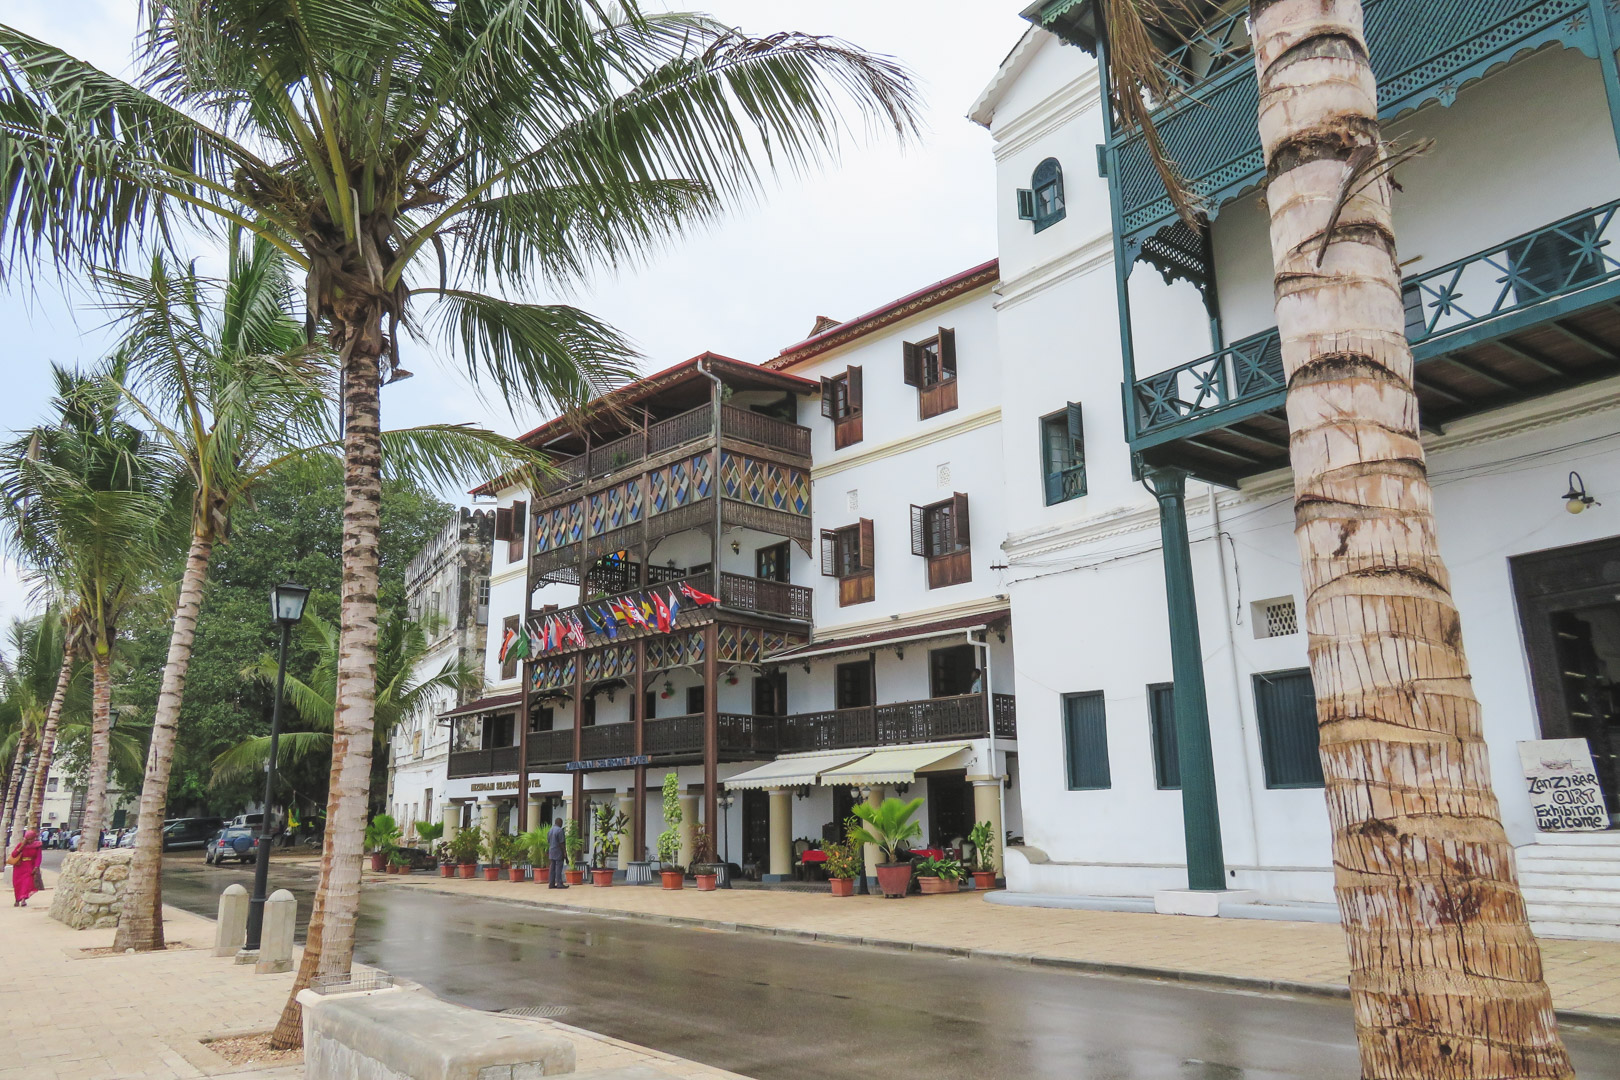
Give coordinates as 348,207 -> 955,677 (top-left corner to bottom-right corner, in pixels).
48,849 -> 133,929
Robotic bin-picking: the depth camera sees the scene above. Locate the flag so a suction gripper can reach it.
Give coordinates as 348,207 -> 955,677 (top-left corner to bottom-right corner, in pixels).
528,619 -> 546,655
546,616 -> 560,651
599,605 -> 619,639
582,606 -> 604,637
510,622 -> 532,661
498,626 -> 517,662
652,590 -> 672,633
665,588 -> 680,626
622,598 -> 647,629
640,595 -> 657,624
570,614 -> 587,647
608,599 -> 629,627
680,580 -> 719,606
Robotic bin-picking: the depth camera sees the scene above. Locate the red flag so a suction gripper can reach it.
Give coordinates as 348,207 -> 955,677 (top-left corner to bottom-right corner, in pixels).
652,590 -> 672,633
680,580 -> 719,606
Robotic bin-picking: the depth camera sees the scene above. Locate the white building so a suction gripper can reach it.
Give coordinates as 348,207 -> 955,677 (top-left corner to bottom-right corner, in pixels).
387,508 -> 493,841
972,6 -> 1620,935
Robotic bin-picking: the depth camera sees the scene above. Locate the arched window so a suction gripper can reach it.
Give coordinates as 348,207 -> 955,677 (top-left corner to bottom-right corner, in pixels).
1017,158 -> 1066,233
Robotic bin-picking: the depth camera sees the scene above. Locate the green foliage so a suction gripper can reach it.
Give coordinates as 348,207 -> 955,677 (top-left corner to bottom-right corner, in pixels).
823,816 -> 863,880
516,827 -> 550,867
414,821 -> 444,844
914,855 -> 963,882
446,828 -> 484,865
387,848 -> 411,868
492,833 -> 521,867
364,813 -> 401,853
691,825 -> 716,872
591,802 -> 628,870
850,797 -> 925,865
968,820 -> 997,872
564,817 -> 585,864
656,772 -> 683,869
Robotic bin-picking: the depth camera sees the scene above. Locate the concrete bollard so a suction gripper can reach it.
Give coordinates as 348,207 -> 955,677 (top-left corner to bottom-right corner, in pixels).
214,883 -> 249,956
256,889 -> 296,974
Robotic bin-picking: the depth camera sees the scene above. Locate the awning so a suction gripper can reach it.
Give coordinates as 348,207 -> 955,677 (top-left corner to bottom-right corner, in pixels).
766,609 -> 1008,663
440,691 -> 522,719
819,743 -> 972,786
723,750 -> 872,791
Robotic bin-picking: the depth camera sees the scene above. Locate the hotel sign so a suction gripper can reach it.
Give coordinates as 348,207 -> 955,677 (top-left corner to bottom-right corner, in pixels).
566,754 -> 652,772
468,777 -> 548,793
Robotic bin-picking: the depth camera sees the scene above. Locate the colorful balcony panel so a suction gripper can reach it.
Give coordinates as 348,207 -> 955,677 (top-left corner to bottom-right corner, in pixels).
648,454 -> 714,515
720,453 -> 811,516
587,478 -> 646,538
717,624 -> 804,665
532,655 -> 578,693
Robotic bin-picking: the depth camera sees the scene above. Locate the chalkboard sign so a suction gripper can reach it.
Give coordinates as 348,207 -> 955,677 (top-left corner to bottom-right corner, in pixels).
1518,739 -> 1611,832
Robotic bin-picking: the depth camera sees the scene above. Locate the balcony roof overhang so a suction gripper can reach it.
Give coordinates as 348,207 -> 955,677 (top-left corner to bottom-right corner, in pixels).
723,750 -> 871,791
440,691 -> 522,719
767,608 -> 1009,664
819,743 -> 974,786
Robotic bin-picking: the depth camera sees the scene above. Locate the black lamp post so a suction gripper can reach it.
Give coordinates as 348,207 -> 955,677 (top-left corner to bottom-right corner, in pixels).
245,581 -> 309,952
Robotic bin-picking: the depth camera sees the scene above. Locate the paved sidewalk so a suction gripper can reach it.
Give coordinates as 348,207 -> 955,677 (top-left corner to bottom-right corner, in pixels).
0,867 -> 748,1080
378,872 -> 1620,1022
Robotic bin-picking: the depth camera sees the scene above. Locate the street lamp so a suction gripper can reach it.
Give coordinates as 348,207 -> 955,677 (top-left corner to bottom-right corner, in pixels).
717,792 -> 735,889
244,581 -> 309,954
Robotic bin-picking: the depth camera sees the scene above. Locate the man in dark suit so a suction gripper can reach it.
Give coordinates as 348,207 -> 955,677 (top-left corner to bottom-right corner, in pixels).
547,817 -> 568,888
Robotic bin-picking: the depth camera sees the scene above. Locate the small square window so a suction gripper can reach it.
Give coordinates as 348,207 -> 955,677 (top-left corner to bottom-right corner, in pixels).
1252,596 -> 1298,639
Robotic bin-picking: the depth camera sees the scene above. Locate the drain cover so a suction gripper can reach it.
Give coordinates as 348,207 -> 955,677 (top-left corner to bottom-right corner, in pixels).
500,1005 -> 570,1020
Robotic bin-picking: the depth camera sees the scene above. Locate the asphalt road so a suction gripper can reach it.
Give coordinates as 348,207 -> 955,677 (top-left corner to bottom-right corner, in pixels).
145,856 -> 1620,1080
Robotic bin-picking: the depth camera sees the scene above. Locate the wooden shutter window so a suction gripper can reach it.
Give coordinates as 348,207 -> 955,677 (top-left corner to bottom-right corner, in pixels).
857,518 -> 875,571
909,505 -> 927,557
508,500 -> 527,562
951,492 -> 971,550
494,506 -> 514,541
938,328 -> 957,381
820,377 -> 836,418
819,530 -> 837,577
847,366 -> 863,413
902,342 -> 923,388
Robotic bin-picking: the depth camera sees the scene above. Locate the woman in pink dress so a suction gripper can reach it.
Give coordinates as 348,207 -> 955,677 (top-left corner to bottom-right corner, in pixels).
9,829 -> 43,906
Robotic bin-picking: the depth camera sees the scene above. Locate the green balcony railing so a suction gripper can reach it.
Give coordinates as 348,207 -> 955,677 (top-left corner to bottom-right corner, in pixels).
1109,0 -> 1596,250
1132,199 -> 1620,440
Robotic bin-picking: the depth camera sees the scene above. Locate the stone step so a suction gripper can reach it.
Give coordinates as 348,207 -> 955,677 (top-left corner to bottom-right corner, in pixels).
1517,857 -> 1620,877
1520,884 -> 1620,907
1519,866 -> 1620,887
1524,897 -> 1620,924
1517,832 -> 1620,849
1531,919 -> 1620,942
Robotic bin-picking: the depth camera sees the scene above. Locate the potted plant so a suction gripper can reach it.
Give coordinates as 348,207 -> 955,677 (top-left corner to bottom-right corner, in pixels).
968,820 -> 998,890
691,827 -> 719,891
517,827 -> 550,884
564,818 -> 586,885
824,828 -> 861,897
432,841 -> 454,877
365,814 -> 401,872
656,772 -> 685,890
850,797 -> 924,899
447,828 -> 483,878
915,855 -> 963,895
495,835 -> 527,881
591,803 -> 629,886
387,848 -> 412,875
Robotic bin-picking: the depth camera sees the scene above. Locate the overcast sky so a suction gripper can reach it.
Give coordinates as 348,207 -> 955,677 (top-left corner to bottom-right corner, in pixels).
0,1 -> 1027,626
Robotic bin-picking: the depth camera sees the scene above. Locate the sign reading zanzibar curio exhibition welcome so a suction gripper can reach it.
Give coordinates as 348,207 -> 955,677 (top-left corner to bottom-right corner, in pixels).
1518,738 -> 1611,832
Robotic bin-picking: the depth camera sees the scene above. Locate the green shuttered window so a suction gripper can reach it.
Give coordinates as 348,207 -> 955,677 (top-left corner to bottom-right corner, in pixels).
1253,668 -> 1324,788
1040,403 -> 1085,505
1147,682 -> 1179,790
1062,692 -> 1110,790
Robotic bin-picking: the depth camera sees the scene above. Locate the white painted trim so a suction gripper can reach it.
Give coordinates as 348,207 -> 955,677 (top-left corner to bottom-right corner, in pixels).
809,594 -> 1011,641
968,27 -> 1048,128
990,68 -> 1103,162
810,407 -> 1002,479
993,233 -> 1115,310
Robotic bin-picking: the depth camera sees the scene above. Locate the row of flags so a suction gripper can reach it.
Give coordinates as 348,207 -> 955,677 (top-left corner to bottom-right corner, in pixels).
499,580 -> 720,662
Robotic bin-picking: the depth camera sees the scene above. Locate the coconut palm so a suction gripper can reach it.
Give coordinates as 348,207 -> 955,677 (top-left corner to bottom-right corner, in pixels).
1,3 -> 918,1041
1,368 -> 173,860
1094,0 -> 1572,1073
0,610 -> 74,850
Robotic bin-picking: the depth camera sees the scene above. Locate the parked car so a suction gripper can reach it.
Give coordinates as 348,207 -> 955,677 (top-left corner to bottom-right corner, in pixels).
390,846 -> 438,871
205,826 -> 260,866
162,817 -> 227,852
117,829 -> 137,848
229,813 -> 265,830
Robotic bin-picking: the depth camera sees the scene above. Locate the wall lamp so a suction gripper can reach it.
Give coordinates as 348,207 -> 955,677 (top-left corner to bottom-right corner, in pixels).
1564,471 -> 1600,514
730,539 -> 741,554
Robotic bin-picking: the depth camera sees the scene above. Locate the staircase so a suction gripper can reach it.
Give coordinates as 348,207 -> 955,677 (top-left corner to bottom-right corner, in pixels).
1517,832 -> 1620,941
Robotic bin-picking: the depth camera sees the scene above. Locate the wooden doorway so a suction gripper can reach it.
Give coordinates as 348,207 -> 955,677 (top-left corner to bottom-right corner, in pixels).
1512,536 -> 1620,816
741,790 -> 770,871
925,770 -> 974,848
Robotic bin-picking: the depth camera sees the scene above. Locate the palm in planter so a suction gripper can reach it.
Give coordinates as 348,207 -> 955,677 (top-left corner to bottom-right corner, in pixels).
850,797 -> 924,898
446,828 -> 484,878
517,827 -> 550,884
563,819 -> 586,884
364,814 -> 401,872
590,804 -> 628,884
967,820 -> 998,889
493,834 -> 525,881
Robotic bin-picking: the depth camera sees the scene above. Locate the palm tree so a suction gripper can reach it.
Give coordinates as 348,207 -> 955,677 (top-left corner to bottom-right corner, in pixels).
1,369 -> 172,860
0,610 -> 74,850
1095,0 -> 1572,1073
1,3 -> 918,1041
211,610 -> 480,802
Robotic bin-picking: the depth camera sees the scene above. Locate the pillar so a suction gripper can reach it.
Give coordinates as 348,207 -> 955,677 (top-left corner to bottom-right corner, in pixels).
1144,466 -> 1226,891
527,796 -> 543,838
617,792 -> 635,869
677,791 -> 698,869
969,777 -> 1003,876
861,786 -> 885,883
254,890 -> 295,974
441,803 -> 459,846
214,883 -> 248,957
480,801 -> 500,863
766,788 -> 793,881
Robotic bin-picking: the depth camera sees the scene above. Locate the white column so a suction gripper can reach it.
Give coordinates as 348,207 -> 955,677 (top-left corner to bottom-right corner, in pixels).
969,776 -> 1004,875
767,788 -> 793,881
441,803 -> 459,846
677,791 -> 699,869
862,786 -> 886,878
527,796 -> 543,838
480,801 -> 499,861
617,792 -> 635,869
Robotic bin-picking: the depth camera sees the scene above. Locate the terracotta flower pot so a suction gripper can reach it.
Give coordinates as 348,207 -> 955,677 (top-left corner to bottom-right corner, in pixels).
565,869 -> 584,885
875,863 -> 912,899
533,867 -> 550,884
918,875 -> 959,895
458,863 -> 476,879
509,866 -> 527,882
695,873 -> 717,892
829,877 -> 855,897
972,871 -> 997,891
660,870 -> 684,890
440,864 -> 454,878
369,852 -> 386,872
592,869 -> 615,887
482,866 -> 500,881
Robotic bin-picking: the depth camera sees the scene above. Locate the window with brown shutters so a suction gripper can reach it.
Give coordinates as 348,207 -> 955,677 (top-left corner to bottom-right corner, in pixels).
821,366 -> 863,448
494,506 -> 514,541
507,500 -> 527,563
911,494 -> 972,589
903,328 -> 958,419
819,519 -> 874,606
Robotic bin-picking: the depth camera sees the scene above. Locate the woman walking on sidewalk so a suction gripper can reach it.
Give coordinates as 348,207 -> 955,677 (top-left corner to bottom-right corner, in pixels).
8,829 -> 43,906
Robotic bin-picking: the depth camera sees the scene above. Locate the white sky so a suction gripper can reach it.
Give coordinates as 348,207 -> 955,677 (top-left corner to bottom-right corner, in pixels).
0,1 -> 1027,626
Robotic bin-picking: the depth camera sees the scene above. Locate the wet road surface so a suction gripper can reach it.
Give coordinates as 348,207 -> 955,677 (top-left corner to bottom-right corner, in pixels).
154,858 -> 1620,1080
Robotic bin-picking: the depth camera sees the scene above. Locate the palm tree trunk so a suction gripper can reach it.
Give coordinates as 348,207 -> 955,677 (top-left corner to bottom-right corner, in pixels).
77,648 -> 115,854
1,728 -> 34,850
23,653 -> 77,837
1250,1 -> 1573,1075
272,339 -> 384,1050
116,534 -> 213,951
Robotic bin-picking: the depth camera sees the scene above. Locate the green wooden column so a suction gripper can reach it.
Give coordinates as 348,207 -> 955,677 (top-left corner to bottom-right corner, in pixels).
1143,465 -> 1226,891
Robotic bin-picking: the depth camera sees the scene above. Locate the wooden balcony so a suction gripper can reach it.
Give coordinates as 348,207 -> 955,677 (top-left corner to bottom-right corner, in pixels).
447,745 -> 520,779
776,693 -> 1017,754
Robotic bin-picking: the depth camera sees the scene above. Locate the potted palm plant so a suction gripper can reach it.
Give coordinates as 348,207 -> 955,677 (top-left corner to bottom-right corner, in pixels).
365,814 -> 401,872
387,849 -> 412,875
968,820 -> 998,891
482,833 -> 508,881
851,797 -> 924,899
915,855 -> 963,895
447,828 -> 483,878
517,826 -> 550,884
692,827 -> 719,891
591,803 -> 628,886
824,828 -> 861,897
433,841 -> 453,877
415,820 -> 444,849
564,818 -> 586,885
496,834 -> 526,881
657,772 -> 685,890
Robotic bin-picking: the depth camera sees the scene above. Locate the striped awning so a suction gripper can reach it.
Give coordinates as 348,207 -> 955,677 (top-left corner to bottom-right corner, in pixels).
818,743 -> 972,786
723,750 -> 871,791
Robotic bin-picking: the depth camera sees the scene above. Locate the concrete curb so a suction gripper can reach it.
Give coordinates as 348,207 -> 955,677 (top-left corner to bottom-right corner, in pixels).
380,880 -> 1620,1032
